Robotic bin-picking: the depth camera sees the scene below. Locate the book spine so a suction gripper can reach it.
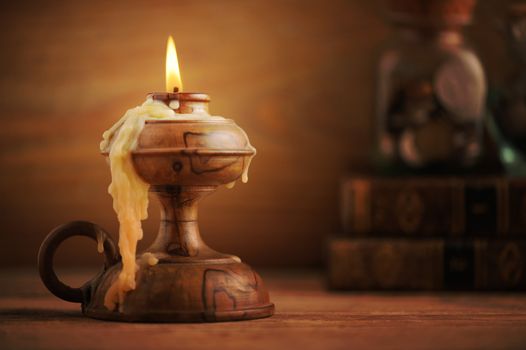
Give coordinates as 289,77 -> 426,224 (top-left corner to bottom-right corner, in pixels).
340,177 -> 510,236
508,178 -> 526,237
327,237 -> 526,290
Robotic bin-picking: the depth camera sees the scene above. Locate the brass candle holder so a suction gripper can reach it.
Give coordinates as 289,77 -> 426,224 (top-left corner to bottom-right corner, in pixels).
38,92 -> 274,322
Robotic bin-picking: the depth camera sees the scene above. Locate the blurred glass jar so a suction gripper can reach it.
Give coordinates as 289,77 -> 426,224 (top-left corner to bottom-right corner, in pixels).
489,3 -> 526,175
375,0 -> 486,174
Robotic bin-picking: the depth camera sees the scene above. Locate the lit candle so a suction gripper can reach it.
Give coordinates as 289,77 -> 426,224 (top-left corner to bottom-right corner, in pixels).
165,35 -> 183,92
100,36 -> 189,311
99,36 -> 255,311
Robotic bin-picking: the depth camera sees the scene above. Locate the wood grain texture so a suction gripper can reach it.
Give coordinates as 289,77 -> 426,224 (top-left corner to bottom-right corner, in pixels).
1,269 -> 526,350
0,0 -> 515,268
35,188 -> 274,322
83,262 -> 273,322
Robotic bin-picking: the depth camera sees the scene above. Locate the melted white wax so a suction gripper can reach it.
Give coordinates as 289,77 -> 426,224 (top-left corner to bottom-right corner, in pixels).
99,98 -> 254,311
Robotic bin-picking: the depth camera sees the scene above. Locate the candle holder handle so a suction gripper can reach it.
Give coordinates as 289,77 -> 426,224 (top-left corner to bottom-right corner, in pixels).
38,221 -> 119,303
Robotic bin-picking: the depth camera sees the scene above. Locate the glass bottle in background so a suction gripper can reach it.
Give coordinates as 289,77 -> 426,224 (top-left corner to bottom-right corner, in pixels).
488,3 -> 526,176
374,0 -> 487,175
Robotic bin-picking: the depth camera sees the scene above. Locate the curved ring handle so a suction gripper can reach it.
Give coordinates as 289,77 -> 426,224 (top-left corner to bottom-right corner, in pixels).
37,221 -> 120,303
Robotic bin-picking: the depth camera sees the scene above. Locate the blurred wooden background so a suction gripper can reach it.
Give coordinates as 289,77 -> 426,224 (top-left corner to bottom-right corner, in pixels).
0,0 -> 514,268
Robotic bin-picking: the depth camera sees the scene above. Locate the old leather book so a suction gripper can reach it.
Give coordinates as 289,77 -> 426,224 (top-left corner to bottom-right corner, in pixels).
327,237 -> 526,290
339,176 -> 526,236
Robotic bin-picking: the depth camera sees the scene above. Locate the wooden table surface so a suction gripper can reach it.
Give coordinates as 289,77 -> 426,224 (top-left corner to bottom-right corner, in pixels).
1,268 -> 526,350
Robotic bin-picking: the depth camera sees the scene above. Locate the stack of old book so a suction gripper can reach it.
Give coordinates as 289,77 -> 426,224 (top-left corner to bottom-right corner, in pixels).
327,176 -> 526,290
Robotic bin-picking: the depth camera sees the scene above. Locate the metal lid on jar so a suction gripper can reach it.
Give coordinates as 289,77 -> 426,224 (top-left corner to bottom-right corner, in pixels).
508,2 -> 526,17
388,0 -> 476,26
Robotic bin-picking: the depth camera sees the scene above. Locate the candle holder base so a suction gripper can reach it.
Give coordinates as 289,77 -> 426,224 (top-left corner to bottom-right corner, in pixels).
84,260 -> 274,322
38,220 -> 274,323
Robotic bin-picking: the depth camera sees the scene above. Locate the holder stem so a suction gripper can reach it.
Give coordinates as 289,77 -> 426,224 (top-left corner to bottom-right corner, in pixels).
147,185 -> 238,263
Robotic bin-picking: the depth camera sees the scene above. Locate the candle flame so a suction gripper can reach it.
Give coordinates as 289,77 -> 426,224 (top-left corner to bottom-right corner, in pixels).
165,35 -> 183,92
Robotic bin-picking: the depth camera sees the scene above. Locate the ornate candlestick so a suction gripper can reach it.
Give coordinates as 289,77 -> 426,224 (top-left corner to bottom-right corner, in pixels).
38,92 -> 274,322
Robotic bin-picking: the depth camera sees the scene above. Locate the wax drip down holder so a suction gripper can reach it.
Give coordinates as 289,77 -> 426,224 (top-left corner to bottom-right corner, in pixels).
37,92 -> 274,322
